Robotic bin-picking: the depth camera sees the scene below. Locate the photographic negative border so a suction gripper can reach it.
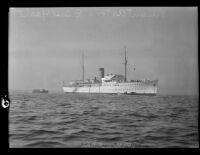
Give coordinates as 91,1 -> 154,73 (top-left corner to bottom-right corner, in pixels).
2,0 -> 199,152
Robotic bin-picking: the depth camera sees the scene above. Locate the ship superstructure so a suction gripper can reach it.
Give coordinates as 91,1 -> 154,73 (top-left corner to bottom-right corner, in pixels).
62,47 -> 158,95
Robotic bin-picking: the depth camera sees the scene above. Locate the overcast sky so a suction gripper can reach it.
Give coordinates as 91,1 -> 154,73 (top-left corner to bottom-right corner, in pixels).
9,7 -> 198,95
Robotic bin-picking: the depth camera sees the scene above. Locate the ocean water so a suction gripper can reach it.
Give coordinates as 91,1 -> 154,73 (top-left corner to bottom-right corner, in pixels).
9,92 -> 199,148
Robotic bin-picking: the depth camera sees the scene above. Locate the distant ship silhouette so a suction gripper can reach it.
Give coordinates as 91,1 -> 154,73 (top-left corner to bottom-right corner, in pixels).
32,89 -> 48,93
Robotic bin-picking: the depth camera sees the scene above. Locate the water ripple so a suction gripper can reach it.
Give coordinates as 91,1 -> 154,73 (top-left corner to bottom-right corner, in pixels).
9,93 -> 199,148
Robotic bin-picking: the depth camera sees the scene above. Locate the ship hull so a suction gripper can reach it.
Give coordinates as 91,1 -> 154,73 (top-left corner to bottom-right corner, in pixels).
32,89 -> 48,93
63,81 -> 158,95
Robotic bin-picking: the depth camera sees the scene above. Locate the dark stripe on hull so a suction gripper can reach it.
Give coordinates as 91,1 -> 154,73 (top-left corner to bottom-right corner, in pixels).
126,93 -> 157,96
64,92 -> 157,96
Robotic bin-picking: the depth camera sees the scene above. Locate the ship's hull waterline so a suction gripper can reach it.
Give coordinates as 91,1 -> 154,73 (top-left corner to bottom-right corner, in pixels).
63,80 -> 158,95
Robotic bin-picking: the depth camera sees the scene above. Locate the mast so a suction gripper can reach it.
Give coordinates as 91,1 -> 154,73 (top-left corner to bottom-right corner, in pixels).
82,52 -> 84,82
124,46 -> 127,82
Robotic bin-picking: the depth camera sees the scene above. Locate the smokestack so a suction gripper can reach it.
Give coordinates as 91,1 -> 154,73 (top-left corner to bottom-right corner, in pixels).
98,68 -> 104,79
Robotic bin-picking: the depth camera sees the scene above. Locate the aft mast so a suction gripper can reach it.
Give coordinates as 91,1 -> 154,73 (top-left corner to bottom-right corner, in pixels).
82,52 -> 84,83
124,46 -> 127,82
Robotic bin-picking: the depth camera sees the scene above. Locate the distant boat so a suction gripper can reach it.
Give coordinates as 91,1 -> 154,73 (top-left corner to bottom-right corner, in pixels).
32,89 -> 48,93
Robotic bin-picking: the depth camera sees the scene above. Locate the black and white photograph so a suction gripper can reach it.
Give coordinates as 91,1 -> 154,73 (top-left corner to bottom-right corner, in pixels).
8,7 -> 198,148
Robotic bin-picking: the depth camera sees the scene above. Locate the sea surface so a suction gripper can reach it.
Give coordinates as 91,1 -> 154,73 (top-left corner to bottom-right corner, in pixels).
9,92 -> 199,148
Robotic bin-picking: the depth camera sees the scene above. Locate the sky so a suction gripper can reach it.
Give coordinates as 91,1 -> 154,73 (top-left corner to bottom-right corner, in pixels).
9,7 -> 198,95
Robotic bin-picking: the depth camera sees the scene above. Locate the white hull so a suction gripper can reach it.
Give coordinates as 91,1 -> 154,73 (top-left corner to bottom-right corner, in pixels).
63,80 -> 158,95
